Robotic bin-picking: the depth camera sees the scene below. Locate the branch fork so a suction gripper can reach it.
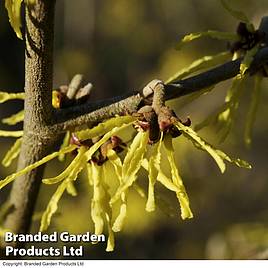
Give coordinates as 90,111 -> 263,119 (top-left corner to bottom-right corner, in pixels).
135,79 -> 191,143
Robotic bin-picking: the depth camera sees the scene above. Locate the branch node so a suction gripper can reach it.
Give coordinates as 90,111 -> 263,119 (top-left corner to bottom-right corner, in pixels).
142,79 -> 163,98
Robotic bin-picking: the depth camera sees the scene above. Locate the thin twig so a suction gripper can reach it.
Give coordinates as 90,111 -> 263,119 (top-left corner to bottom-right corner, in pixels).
51,46 -> 268,133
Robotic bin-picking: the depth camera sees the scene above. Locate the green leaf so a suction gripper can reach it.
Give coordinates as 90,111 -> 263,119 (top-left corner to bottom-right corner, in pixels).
0,145 -> 76,190
42,146 -> 87,185
0,130 -> 23,137
40,180 -> 68,232
176,31 -> 239,50
0,91 -> 24,103
58,131 -> 71,162
244,75 -> 263,146
110,131 -> 149,205
166,51 -> 231,83
164,135 -> 193,220
146,133 -> 163,212
2,110 -> 24,125
77,116 -> 135,141
4,0 -> 23,39
2,137 -> 22,167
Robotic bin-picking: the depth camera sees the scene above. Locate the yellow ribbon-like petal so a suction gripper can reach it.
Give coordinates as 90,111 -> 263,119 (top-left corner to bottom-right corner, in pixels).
166,51 -> 231,83
2,110 -> 24,125
110,131 -> 149,205
176,31 -> 239,50
146,133 -> 163,212
4,0 -> 23,39
0,145 -> 76,190
42,146 -> 87,185
0,91 -> 24,103
0,130 -> 23,137
40,180 -> 68,232
175,121 -> 251,172
164,135 -> 193,220
77,116 -> 135,141
66,181 -> 77,197
106,150 -> 127,233
91,164 -> 105,235
2,138 -> 22,167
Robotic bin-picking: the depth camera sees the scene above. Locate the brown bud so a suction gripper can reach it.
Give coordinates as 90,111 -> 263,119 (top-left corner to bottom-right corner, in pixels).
158,106 -> 175,131
181,117 -> 191,127
169,126 -> 182,138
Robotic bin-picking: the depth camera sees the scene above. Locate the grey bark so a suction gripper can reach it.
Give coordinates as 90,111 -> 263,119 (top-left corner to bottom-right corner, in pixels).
4,0 -> 57,239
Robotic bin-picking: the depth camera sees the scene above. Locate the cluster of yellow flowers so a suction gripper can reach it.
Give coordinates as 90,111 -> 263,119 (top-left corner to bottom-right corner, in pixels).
0,89 -> 251,250
166,0 -> 266,146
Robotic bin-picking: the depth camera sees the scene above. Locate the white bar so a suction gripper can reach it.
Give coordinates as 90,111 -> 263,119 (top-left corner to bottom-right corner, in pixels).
0,260 -> 268,268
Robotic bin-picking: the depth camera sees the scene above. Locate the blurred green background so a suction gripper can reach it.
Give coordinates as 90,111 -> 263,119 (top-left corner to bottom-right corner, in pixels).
1,0 -> 268,260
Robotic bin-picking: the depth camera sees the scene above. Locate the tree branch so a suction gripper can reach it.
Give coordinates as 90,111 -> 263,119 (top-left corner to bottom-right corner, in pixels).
51,46 -> 268,133
51,93 -> 143,132
166,47 -> 268,99
3,0 -> 57,241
